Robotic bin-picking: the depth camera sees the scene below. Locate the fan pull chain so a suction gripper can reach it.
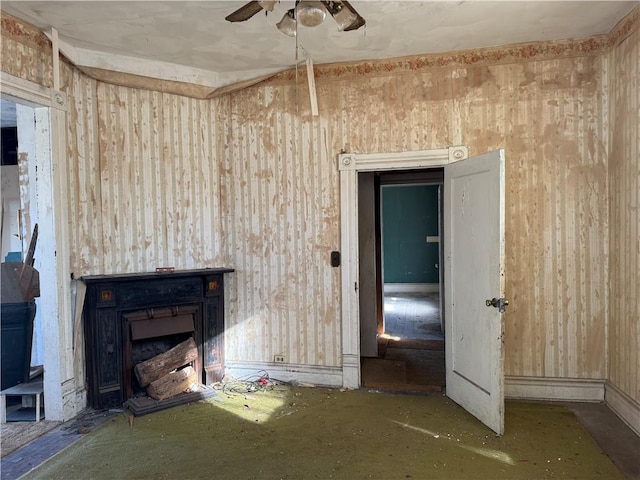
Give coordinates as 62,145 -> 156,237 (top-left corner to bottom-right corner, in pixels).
295,17 -> 299,115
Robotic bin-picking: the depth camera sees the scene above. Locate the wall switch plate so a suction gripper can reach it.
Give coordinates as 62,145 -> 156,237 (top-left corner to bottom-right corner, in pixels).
331,251 -> 341,267
274,355 -> 286,363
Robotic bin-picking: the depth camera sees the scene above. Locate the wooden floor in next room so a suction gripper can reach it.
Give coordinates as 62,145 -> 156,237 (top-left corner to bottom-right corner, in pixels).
361,291 -> 445,393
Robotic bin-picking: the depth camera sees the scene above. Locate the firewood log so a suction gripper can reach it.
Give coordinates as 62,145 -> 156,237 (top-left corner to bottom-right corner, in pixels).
134,337 -> 197,387
146,366 -> 198,401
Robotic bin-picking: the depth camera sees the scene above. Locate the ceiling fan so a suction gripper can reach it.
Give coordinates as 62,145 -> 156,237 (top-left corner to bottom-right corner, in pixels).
225,0 -> 366,37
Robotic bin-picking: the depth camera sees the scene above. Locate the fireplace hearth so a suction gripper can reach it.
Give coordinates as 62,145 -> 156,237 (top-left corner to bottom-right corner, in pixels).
82,268 -> 233,410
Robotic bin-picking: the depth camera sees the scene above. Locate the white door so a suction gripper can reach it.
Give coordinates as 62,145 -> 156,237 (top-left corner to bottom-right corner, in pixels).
444,149 -> 506,435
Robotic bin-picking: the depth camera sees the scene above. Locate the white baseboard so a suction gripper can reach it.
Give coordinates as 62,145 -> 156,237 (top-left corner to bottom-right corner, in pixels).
62,388 -> 87,421
225,361 -> 343,388
384,283 -> 439,294
605,381 -> 640,437
505,376 -> 605,402
222,367 -> 640,435
342,354 -> 360,389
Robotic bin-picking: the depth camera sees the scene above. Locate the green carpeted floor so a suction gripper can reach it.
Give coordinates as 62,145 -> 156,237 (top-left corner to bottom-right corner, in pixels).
24,386 -> 623,479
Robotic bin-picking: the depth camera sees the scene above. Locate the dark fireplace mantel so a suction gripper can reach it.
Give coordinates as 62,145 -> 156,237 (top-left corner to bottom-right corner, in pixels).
82,268 -> 233,409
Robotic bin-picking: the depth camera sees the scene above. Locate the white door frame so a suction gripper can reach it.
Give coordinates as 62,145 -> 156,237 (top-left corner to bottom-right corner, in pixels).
1,72 -> 81,420
338,146 -> 468,388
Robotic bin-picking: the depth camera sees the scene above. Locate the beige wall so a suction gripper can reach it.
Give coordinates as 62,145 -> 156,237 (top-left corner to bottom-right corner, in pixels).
608,22 -> 640,405
1,10 -> 637,391
62,71 -> 227,275
223,53 -> 610,375
1,14 -> 52,86
220,84 -> 341,366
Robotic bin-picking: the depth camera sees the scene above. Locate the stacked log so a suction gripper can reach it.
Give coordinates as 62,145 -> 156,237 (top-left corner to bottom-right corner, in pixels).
134,337 -> 199,400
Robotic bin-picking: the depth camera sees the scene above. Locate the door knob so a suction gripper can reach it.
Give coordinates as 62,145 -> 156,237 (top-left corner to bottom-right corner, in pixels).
485,297 -> 509,313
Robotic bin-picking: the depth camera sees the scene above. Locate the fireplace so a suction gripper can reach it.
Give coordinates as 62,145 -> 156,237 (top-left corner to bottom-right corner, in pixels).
82,268 -> 233,410
124,305 -> 200,399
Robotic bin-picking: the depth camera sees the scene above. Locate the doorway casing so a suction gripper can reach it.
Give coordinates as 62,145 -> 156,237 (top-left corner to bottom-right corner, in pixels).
1,71 -> 83,420
338,146 -> 468,388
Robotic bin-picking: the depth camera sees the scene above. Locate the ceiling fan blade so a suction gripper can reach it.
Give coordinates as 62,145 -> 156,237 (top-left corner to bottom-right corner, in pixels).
225,1 -> 264,22
322,1 -> 365,31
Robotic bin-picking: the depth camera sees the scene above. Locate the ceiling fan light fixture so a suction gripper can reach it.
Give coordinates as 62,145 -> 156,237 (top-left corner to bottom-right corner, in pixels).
297,1 -> 326,27
330,4 -> 358,31
258,0 -> 277,11
225,0 -> 365,33
277,9 -> 297,37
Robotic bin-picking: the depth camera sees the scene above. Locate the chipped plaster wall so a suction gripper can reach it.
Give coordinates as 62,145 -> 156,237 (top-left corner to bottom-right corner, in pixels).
2,10 -> 636,384
608,22 -> 639,406
224,51 -> 610,376
221,86 -> 341,366
0,13 -> 52,87
60,67 -> 227,276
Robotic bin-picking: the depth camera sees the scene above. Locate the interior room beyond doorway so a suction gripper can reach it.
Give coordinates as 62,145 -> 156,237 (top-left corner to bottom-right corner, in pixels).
381,171 -> 444,341
360,168 -> 445,392
1,95 -> 50,423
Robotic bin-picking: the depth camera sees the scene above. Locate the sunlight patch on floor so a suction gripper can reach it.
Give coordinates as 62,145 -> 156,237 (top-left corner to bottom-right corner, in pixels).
207,381 -> 292,424
384,295 -> 439,316
379,333 -> 401,341
208,391 -> 288,423
390,419 -> 515,466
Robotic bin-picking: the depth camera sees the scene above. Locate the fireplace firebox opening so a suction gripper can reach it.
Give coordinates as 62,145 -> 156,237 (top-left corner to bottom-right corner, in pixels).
124,305 -> 201,399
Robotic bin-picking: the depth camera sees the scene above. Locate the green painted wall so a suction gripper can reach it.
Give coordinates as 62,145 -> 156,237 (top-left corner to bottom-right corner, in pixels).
382,185 -> 439,284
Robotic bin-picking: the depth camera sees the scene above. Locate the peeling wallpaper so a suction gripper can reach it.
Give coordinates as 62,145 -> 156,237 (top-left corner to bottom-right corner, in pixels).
222,54 -> 610,376
1,10 -> 638,398
608,26 -> 639,404
221,87 -> 341,366
0,12 -> 52,86
62,68 -> 227,275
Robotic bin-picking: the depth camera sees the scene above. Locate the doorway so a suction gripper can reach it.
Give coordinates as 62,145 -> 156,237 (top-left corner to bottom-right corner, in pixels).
1,98 -> 46,419
1,100 -> 21,261
338,146 -> 467,390
340,147 -> 506,434
1,71 -> 80,422
360,168 -> 445,392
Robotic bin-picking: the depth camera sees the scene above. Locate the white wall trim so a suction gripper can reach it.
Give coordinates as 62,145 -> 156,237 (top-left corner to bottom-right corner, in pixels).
339,146 -> 468,173
44,35 -> 283,91
1,72 -> 68,112
225,361 -> 343,388
54,39 -> 220,88
505,376 -> 605,402
339,167 -> 360,388
605,382 -> 640,437
338,146 -> 467,388
384,283 -> 440,293
342,354 -> 360,389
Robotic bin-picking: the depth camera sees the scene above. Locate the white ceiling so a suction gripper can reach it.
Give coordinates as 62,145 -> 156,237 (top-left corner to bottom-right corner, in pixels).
1,1 -> 638,90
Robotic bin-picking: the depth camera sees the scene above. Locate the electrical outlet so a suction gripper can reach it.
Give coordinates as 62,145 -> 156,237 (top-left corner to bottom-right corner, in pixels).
274,355 -> 286,363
